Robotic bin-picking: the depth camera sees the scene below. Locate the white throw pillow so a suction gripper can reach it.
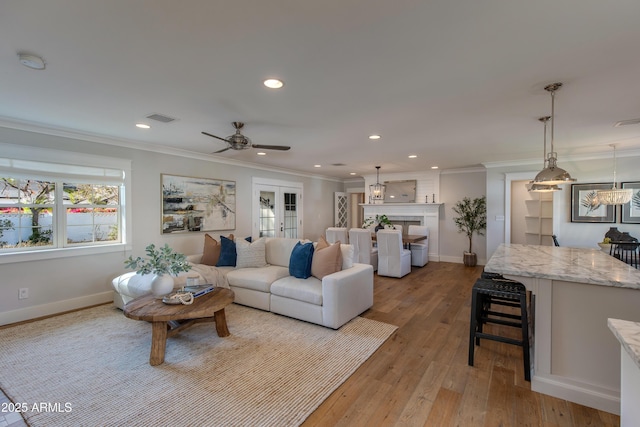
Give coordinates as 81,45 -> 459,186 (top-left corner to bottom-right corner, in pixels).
236,237 -> 267,268
340,244 -> 354,269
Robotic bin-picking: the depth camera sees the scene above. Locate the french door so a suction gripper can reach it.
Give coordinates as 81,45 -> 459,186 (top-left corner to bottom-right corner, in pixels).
253,181 -> 303,239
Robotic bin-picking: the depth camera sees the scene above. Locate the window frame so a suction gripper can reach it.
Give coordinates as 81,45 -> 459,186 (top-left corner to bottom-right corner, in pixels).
0,143 -> 132,264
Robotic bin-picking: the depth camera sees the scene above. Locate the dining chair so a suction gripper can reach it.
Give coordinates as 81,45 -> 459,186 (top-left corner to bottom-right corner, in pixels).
376,230 -> 411,278
407,225 -> 429,267
348,228 -> 378,271
325,227 -> 348,244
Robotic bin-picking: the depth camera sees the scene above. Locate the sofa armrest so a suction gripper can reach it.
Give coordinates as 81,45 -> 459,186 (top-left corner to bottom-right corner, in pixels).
321,263 -> 374,329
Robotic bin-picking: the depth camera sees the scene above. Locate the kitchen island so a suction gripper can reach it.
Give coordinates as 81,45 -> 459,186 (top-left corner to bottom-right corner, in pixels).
485,243 -> 640,415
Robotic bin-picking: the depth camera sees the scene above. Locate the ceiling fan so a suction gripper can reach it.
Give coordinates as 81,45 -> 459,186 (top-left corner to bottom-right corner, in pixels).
202,122 -> 291,153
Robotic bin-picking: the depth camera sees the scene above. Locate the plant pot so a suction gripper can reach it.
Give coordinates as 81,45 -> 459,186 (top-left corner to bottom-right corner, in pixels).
597,243 -> 611,254
463,252 -> 477,267
151,274 -> 174,298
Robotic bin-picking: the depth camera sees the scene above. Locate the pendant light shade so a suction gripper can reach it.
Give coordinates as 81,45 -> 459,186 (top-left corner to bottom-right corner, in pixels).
532,83 -> 576,186
369,166 -> 386,203
528,116 -> 561,192
595,145 -> 632,205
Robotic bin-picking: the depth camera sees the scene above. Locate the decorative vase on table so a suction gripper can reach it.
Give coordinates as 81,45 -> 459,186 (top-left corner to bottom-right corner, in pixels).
151,274 -> 175,298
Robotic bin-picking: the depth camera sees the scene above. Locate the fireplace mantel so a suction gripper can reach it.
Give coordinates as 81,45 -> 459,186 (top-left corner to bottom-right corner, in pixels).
361,203 -> 443,261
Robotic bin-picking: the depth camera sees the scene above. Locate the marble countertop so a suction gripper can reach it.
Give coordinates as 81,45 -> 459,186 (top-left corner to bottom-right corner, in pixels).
485,244 -> 640,290
608,318 -> 640,370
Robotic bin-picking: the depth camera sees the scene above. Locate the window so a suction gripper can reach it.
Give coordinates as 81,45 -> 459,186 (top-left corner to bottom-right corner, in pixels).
0,143 -> 131,263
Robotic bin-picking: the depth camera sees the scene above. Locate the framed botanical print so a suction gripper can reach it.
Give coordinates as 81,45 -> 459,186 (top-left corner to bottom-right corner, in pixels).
161,174 -> 236,234
621,181 -> 640,224
571,183 -> 616,223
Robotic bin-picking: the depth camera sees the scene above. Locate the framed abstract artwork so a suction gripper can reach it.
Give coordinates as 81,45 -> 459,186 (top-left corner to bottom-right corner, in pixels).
570,183 -> 616,223
621,181 -> 640,224
161,174 -> 236,234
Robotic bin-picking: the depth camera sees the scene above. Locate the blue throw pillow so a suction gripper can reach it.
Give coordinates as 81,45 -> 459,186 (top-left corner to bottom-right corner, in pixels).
216,235 -> 237,267
289,241 -> 315,279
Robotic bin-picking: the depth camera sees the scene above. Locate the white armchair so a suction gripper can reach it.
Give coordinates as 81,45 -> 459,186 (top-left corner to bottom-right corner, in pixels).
376,230 -> 411,278
407,225 -> 429,267
326,227 -> 348,244
349,228 -> 378,271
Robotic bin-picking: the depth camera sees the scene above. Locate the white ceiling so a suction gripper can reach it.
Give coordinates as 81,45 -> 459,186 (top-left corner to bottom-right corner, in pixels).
2,0 -> 640,179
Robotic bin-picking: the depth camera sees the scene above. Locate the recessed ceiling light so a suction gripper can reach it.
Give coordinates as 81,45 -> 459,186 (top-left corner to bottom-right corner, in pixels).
18,53 -> 46,70
264,78 -> 284,89
135,123 -> 151,129
314,164 -> 321,168
431,166 -> 439,169
349,172 -> 357,175
257,152 -> 266,156
408,154 -> 417,158
369,135 -> 381,140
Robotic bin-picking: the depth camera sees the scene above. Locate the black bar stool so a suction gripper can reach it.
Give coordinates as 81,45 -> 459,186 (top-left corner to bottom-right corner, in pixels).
468,275 -> 531,381
610,241 -> 640,268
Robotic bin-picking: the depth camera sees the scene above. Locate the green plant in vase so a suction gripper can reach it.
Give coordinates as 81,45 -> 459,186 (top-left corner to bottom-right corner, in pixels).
363,214 -> 394,231
452,196 -> 486,267
124,243 -> 192,297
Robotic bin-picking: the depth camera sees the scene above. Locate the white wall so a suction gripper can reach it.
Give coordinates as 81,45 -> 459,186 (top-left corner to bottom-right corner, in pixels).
439,168 -> 488,264
0,126 -> 342,324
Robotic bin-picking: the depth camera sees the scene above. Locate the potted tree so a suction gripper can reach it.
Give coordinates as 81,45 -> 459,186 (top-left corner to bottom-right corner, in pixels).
452,196 -> 486,267
124,243 -> 192,297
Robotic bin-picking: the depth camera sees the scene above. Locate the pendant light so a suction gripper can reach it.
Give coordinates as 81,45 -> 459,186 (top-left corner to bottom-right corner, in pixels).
595,144 -> 632,205
369,166 -> 386,203
532,83 -> 576,186
528,116 -> 561,192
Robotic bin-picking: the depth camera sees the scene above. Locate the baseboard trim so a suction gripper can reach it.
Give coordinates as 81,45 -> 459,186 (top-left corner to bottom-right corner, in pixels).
0,291 -> 113,326
438,255 -> 486,265
532,374 -> 620,415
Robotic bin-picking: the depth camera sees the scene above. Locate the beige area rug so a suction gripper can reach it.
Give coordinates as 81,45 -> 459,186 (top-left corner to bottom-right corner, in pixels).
0,303 -> 396,427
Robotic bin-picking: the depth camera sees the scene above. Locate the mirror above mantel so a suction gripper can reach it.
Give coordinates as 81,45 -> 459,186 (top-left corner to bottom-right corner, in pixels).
383,180 -> 416,203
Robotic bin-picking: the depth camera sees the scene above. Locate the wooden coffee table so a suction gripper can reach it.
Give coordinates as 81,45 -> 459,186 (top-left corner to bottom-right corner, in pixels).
123,287 -> 235,366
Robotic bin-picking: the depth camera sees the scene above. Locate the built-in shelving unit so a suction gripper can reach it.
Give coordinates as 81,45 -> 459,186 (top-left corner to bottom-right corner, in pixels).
524,192 -> 553,245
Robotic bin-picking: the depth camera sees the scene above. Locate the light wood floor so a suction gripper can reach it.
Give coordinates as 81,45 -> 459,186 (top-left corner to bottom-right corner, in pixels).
302,261 -> 621,427
1,261 -> 620,426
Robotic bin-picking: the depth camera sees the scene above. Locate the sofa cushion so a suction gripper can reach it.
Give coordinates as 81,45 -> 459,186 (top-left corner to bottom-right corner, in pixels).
289,241 -> 315,279
216,235 -> 237,267
265,237 -> 302,267
236,237 -> 267,268
201,234 -> 221,266
270,276 -> 323,306
227,265 -> 290,292
311,237 -> 343,280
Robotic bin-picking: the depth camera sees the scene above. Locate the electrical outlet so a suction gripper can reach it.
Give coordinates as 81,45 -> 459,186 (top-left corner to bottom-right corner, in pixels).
19,288 -> 29,299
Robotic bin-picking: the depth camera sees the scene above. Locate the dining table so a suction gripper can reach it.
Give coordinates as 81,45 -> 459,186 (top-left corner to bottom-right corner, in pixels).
373,233 -> 426,249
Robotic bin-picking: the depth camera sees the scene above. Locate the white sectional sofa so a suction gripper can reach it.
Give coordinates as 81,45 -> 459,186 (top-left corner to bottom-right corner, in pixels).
112,237 -> 374,329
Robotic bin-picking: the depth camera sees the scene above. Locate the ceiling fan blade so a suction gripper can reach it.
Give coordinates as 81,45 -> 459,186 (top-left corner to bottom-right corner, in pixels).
213,147 -> 231,153
201,131 -> 231,143
251,144 -> 291,151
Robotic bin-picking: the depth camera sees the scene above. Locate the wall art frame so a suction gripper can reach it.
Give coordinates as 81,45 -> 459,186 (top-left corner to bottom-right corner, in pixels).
161,174 -> 236,234
621,181 -> 640,224
570,183 -> 616,223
